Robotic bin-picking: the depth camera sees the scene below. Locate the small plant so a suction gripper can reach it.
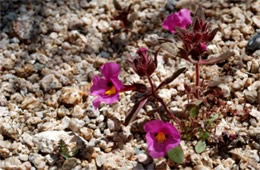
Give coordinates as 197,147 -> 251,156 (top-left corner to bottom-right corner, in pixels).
89,6 -> 233,166
162,7 -> 234,98
58,140 -> 78,160
113,0 -> 133,30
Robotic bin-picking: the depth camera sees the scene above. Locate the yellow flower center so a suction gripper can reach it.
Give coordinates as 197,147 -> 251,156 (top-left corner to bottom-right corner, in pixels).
156,132 -> 167,143
105,86 -> 117,95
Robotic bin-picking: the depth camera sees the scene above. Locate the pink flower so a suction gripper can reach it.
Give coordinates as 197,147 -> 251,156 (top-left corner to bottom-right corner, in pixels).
90,62 -> 124,109
162,8 -> 192,34
144,120 -> 181,158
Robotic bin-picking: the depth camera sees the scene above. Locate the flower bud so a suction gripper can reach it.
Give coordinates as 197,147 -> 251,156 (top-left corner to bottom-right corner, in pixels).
129,48 -> 156,77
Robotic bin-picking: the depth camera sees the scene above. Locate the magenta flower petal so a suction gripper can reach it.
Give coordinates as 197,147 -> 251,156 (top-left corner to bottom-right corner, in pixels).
90,76 -> 107,96
178,9 -> 192,26
101,62 -> 120,80
110,78 -> 124,91
161,122 -> 181,138
162,8 -> 192,34
144,120 -> 181,159
90,62 -> 124,109
165,137 -> 181,151
144,120 -> 165,133
93,98 -> 102,109
100,93 -> 120,104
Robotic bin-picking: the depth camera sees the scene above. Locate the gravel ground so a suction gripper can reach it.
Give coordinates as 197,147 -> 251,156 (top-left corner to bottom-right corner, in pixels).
0,0 -> 260,169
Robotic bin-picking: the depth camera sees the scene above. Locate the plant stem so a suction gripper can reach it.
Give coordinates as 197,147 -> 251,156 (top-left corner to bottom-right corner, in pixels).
147,74 -> 181,127
154,95 -> 181,127
195,63 -> 200,98
147,75 -> 154,94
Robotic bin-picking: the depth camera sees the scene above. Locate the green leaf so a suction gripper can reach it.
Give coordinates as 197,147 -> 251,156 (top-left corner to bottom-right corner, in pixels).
167,145 -> 184,164
195,140 -> 206,154
189,105 -> 199,117
190,100 -> 203,106
200,131 -> 210,140
59,139 -> 70,159
207,114 -> 219,124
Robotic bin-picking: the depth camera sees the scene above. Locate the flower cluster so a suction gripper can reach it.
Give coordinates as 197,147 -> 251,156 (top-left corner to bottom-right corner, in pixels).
163,7 -> 217,63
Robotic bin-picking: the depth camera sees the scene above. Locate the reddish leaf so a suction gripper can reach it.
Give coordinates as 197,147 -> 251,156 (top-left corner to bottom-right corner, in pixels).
124,97 -> 148,126
178,48 -> 189,61
200,51 -> 234,65
113,0 -> 122,10
121,83 -> 147,93
192,18 -> 201,32
175,26 -> 186,39
156,67 -> 186,90
207,28 -> 219,42
154,47 -> 161,68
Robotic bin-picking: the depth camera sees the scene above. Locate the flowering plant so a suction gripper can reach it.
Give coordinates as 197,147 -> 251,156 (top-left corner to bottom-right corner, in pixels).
162,7 -> 234,98
89,6 -> 234,166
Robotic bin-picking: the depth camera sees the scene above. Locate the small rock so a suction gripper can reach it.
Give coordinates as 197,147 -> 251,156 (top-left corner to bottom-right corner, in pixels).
144,34 -> 159,46
218,84 -> 230,98
51,23 -> 63,32
72,105 -> 84,118
97,20 -> 110,32
21,96 -> 41,110
19,154 -> 29,161
249,109 -> 260,121
107,118 -> 121,131
252,16 -> 260,28
86,107 -> 100,118
96,115 -> 104,123
12,15 -> 34,40
69,118 -> 85,132
21,133 -> 34,147
80,127 -> 93,141
80,0 -> 88,8
59,87 -> 84,106
249,118 -> 257,127
250,59 -> 259,73
93,128 -> 102,138
38,122 -> 56,132
29,153 -> 46,169
3,58 -> 15,70
194,165 -> 211,170
45,154 -> 57,166
244,90 -> 257,103
136,153 -> 152,165
246,32 -> 260,54
2,157 -> 23,169
40,74 -> 62,92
